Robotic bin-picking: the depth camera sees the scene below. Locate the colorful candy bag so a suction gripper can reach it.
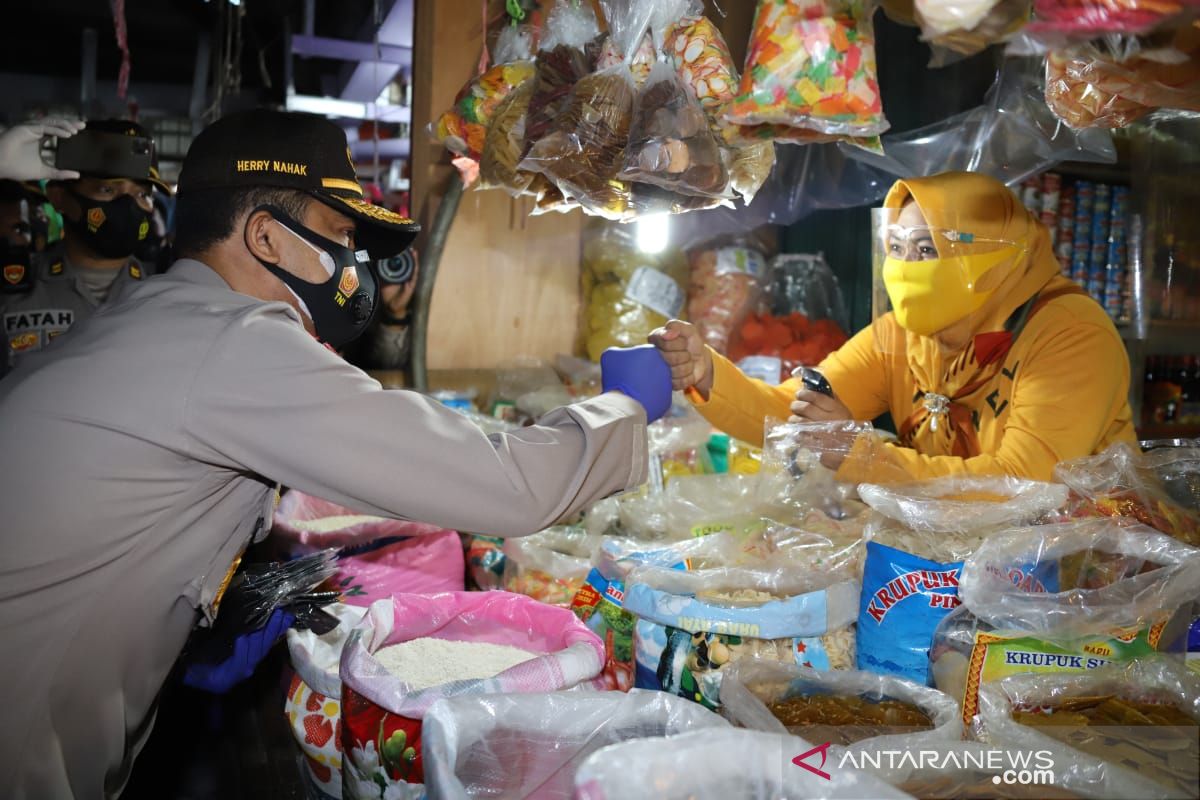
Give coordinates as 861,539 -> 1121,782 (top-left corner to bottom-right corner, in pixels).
520,0 -> 653,219
432,26 -> 536,163
502,526 -> 600,608
477,79 -> 538,196
1044,31 -> 1200,129
914,0 -> 1031,63
1028,0 -> 1200,39
727,0 -> 889,138
686,239 -> 770,355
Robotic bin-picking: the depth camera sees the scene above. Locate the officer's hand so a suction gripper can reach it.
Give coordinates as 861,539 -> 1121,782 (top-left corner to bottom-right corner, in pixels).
648,320 -> 713,398
789,388 -> 853,424
0,118 -> 86,181
181,608 -> 295,694
601,345 -> 673,424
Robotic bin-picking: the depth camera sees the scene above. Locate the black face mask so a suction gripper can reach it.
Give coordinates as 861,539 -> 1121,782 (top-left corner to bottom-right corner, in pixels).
249,205 -> 378,349
1,240 -> 32,292
66,190 -> 150,259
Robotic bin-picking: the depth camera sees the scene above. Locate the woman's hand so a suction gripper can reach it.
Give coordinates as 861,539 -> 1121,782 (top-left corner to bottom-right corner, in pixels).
788,387 -> 852,424
649,320 -> 714,398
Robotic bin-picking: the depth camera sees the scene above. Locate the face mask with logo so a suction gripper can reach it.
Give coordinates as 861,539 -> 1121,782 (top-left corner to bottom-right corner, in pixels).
249,205 -> 378,349
882,246 -> 1020,336
66,190 -> 150,259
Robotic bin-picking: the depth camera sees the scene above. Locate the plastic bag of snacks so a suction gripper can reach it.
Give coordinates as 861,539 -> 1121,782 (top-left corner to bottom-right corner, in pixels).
465,535 -> 506,591
856,477 -> 1069,686
581,221 -> 687,360
422,689 -> 727,799
502,525 -> 599,607
521,0 -> 653,219
285,603 -> 368,799
520,0 -> 600,163
339,593 -> 603,796
977,657 -> 1200,799
720,660 -> 962,749
769,251 -> 848,324
930,519 -> 1200,726
1027,0 -> 1200,40
477,79 -> 538,196
595,30 -> 656,86
686,238 -> 769,355
624,560 -> 860,708
914,0 -> 1031,64
647,405 -> 717,491
1044,35 -> 1200,129
573,728 -> 911,799
727,0 -> 889,138
1057,440 -> 1200,545
431,26 -> 536,163
270,491 -> 465,604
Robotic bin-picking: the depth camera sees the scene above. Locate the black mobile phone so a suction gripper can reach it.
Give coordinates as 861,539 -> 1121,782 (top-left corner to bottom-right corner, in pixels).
793,366 -> 834,397
54,129 -> 153,177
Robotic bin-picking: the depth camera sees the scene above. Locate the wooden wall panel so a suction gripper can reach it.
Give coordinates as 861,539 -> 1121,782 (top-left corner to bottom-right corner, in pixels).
411,0 -> 584,369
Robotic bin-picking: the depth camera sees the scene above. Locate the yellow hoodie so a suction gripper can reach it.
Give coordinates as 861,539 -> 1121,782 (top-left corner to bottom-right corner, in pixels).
689,172 -> 1137,482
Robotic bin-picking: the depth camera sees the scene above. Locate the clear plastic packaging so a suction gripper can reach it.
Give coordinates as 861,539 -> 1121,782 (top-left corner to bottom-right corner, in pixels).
976,657 -> 1200,799
431,26 -> 536,163
647,404 -> 718,491
686,239 -> 769,355
521,0 -> 601,162
624,560 -> 860,708
464,535 -> 506,591
930,519 -> 1200,724
1056,441 -> 1200,545
340,593 -> 604,792
581,221 -> 687,360
573,728 -> 912,799
1045,36 -> 1200,129
859,476 -> 1070,536
421,689 -> 728,799
719,659 -> 962,749
914,0 -> 1030,64
1027,0 -> 1200,40
727,0 -> 889,138
502,525 -> 600,607
477,79 -> 538,196
769,252 -> 848,326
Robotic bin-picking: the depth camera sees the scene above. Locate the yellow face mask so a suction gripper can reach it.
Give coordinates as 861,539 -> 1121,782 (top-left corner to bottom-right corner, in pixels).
882,246 -> 1021,336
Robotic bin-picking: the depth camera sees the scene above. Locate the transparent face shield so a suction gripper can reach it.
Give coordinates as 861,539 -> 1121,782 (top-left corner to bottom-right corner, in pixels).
870,206 -> 1028,353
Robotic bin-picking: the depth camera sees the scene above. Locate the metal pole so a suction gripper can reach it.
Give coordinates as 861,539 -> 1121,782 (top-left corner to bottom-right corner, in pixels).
409,172 -> 464,392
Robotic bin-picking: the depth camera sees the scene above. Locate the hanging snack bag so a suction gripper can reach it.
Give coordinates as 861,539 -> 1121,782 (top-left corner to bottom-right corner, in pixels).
977,658 -> 1200,799
719,659 -> 962,749
1027,0 -> 1200,41
477,79 -> 539,196
624,560 -> 860,709
687,238 -> 770,355
727,0 -> 889,138
929,519 -> 1200,726
502,525 -> 600,607
855,477 -> 1068,686
432,26 -> 536,163
581,220 -> 687,360
340,593 -> 603,794
422,690 -> 729,799
285,603 -> 369,800
913,0 -> 1030,64
520,0 -> 655,218
1056,440 -> 1200,545
520,0 -> 600,161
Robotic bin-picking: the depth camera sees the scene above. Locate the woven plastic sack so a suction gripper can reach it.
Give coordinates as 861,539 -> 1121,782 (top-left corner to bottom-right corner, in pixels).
422,689 -> 727,799
930,519 -> 1200,725
339,593 -> 603,796
285,603 -> 368,800
977,657 -> 1200,799
625,560 -> 860,708
726,0 -> 889,138
855,477 -> 1069,684
581,221 -> 687,360
1057,440 -> 1200,546
270,492 -> 465,604
502,525 -> 600,607
573,728 -> 912,799
719,659 -> 962,750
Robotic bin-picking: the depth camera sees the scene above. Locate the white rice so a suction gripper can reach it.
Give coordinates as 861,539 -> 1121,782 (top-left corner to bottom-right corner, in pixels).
373,637 -> 539,690
289,514 -> 391,533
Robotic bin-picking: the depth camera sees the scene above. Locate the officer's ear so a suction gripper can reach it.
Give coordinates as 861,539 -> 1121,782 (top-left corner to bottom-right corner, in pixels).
244,208 -> 284,265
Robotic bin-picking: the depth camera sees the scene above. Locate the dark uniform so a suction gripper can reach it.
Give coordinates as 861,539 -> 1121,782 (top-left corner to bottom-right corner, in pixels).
1,241 -> 146,373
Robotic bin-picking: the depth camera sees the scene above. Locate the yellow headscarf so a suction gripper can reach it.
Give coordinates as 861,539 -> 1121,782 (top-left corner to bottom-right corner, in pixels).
881,172 -> 1069,457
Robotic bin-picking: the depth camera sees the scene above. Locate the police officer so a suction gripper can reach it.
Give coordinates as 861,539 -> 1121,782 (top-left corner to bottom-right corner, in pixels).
0,119 -> 171,374
0,109 -> 670,799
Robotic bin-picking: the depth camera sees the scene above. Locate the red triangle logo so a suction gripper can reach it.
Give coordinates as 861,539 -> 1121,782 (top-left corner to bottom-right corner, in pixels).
792,741 -> 832,780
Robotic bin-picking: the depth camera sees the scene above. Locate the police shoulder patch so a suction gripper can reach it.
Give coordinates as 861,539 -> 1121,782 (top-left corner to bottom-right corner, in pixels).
49,261 -> 64,276
129,264 -> 143,280
3,264 -> 24,285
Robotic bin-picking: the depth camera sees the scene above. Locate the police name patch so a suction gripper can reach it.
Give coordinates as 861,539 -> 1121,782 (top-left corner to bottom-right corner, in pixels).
5,309 -> 74,332
235,159 -> 308,176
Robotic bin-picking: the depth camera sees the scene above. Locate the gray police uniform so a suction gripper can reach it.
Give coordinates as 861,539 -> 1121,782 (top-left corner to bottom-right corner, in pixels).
0,241 -> 146,374
0,258 -> 647,799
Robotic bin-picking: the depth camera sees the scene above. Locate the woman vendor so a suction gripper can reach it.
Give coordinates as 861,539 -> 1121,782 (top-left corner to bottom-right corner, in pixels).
652,171 -> 1137,482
